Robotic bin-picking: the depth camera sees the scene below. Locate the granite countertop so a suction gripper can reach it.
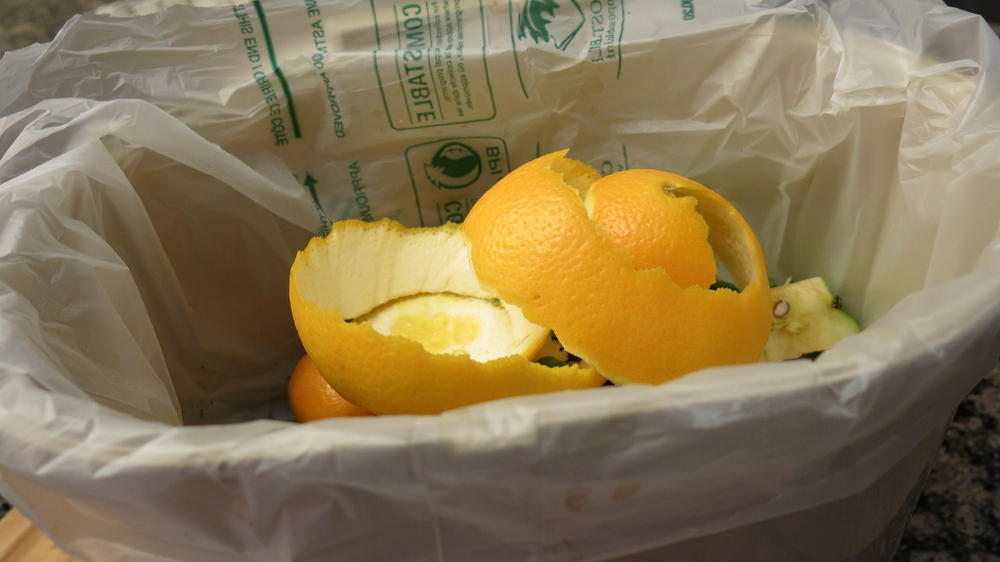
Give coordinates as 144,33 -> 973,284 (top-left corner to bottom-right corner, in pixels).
899,365 -> 1000,560
1,1 -> 999,561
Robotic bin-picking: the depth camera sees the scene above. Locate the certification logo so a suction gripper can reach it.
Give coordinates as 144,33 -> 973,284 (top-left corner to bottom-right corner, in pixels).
509,0 -> 624,99
424,142 -> 483,189
406,137 -> 510,226
515,0 -> 585,51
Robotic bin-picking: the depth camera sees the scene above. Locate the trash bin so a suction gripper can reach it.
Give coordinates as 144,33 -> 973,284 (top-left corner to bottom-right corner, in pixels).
1,0 -> 1000,560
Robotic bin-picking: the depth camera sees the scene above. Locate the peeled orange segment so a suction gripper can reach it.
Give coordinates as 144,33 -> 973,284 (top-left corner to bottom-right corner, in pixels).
462,151 -> 772,386
586,169 -> 717,289
289,218 -> 605,415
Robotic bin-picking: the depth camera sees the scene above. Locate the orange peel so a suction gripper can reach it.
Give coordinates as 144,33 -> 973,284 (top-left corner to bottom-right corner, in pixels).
462,150 -> 772,385
288,354 -> 374,421
288,219 -> 605,416
585,168 -> 717,289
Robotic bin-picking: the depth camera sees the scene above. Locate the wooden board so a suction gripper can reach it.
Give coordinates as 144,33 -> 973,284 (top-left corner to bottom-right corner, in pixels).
0,509 -> 78,562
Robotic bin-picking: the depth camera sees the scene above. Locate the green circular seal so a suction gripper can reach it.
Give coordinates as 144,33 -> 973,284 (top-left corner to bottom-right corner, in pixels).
424,142 -> 483,189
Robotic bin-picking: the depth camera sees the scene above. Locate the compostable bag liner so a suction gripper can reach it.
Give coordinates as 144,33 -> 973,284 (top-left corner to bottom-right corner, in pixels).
2,0 -> 1000,560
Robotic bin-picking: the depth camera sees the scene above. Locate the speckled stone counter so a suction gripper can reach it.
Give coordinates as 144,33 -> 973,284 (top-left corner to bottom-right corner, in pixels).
894,364 -> 1000,561
1,2 -> 999,561
0,0 -> 109,52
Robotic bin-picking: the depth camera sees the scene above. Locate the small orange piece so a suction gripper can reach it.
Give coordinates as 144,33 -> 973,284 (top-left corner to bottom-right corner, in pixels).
462,150 -> 772,385
288,354 -> 373,421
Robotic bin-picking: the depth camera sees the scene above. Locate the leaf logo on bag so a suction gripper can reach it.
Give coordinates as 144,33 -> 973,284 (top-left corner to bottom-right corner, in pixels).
424,142 -> 483,189
516,0 -> 585,51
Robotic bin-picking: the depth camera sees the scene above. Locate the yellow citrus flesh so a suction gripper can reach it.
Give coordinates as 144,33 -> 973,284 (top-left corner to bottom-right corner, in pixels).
586,169 -> 717,289
462,151 -> 772,385
357,292 -> 549,362
365,295 -> 483,355
289,219 -> 605,415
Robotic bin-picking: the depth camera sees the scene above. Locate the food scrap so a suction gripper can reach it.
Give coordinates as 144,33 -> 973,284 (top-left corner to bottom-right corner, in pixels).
287,151 -> 858,419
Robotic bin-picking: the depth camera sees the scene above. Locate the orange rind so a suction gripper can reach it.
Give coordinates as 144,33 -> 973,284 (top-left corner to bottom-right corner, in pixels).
462,150 -> 772,385
288,354 -> 374,421
585,168 -> 717,289
290,151 -> 772,413
288,219 -> 606,416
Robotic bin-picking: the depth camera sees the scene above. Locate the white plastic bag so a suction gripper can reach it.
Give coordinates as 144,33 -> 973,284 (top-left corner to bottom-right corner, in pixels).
2,0 -> 1000,560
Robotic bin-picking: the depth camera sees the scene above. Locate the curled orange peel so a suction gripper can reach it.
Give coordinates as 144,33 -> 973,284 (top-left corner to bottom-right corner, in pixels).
289,219 -> 605,416
462,151 -> 773,385
586,168 -> 717,289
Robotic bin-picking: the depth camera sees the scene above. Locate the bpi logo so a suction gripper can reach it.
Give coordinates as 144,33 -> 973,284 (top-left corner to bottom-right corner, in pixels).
515,0 -> 585,51
424,142 -> 483,190
406,138 -> 510,226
